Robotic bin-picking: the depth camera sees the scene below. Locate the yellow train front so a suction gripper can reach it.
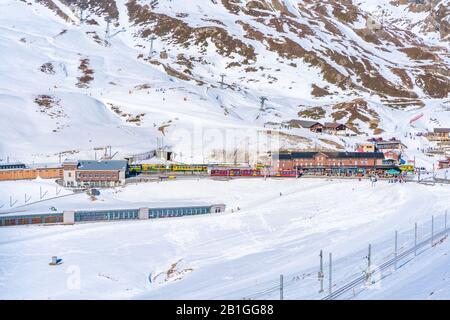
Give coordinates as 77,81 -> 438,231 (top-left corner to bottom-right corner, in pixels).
129,163 -> 171,174
141,163 -> 172,172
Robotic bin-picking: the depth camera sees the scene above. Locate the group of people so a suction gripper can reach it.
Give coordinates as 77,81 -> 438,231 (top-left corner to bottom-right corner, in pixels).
387,177 -> 405,183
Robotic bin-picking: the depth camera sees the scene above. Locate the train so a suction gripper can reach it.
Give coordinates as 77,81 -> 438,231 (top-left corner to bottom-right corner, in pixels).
129,163 -> 208,173
128,162 -> 407,179
128,163 -> 296,177
210,169 -> 298,177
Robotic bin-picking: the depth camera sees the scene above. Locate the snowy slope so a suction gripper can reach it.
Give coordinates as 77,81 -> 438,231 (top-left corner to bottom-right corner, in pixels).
0,178 -> 449,299
0,0 -> 449,167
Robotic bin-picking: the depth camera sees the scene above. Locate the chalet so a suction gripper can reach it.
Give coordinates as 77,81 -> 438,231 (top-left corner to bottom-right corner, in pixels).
63,160 -> 128,188
289,120 -> 324,133
438,158 -> 450,169
382,150 -> 401,165
272,151 -> 387,175
323,122 -> 347,135
356,143 -> 376,153
433,128 -> 450,139
375,140 -> 407,152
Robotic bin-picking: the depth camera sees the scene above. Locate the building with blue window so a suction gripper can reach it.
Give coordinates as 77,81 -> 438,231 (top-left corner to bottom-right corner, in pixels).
0,204 -> 226,227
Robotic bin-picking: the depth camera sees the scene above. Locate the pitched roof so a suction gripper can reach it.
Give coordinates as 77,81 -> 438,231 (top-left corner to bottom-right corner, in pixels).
291,152 -> 318,159
273,151 -> 384,160
324,122 -> 346,129
289,120 -> 322,128
63,159 -> 79,165
331,152 -> 384,159
272,153 -> 294,160
0,162 -> 27,170
375,140 -> 406,147
77,160 -> 128,171
434,128 -> 450,133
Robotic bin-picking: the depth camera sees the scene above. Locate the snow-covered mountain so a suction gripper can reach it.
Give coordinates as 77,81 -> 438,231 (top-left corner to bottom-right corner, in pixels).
0,0 -> 449,165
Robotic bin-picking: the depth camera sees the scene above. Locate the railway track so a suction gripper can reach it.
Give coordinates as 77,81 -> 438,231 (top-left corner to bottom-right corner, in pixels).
322,226 -> 450,300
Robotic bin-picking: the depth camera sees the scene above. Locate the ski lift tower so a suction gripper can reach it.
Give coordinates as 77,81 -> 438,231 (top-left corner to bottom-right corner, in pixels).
148,36 -> 157,58
105,18 -> 126,43
219,73 -> 226,89
77,0 -> 92,25
260,96 -> 268,111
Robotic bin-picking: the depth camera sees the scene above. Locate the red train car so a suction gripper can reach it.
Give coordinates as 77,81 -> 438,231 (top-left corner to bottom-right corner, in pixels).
211,169 -> 262,176
210,169 -> 298,177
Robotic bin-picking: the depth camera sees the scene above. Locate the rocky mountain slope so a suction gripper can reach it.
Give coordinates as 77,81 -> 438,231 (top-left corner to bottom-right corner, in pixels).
0,0 -> 449,164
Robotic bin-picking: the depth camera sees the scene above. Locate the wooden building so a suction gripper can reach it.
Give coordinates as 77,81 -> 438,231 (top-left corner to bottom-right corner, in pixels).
323,122 -> 347,135
356,143 -> 376,153
426,128 -> 450,142
438,158 -> 450,169
375,140 -> 407,152
289,120 -> 324,133
382,150 -> 401,165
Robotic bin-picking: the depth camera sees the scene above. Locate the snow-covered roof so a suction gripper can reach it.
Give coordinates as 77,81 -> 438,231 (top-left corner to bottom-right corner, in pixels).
274,151 -> 385,160
434,128 -> 450,133
77,160 -> 128,171
290,120 -> 323,128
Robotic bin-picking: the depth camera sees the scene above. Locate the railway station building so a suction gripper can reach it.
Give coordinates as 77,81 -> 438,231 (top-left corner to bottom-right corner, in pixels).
63,160 -> 128,188
272,151 -> 391,176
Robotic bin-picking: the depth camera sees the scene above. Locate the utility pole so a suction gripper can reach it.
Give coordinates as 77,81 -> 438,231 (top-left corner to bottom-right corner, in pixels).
394,231 -> 398,270
105,19 -> 110,40
367,244 -> 371,282
318,250 -> 324,293
431,215 -> 434,247
328,253 -> 333,295
279,274 -> 284,300
220,73 -> 226,89
414,222 -> 418,256
445,210 -> 448,232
